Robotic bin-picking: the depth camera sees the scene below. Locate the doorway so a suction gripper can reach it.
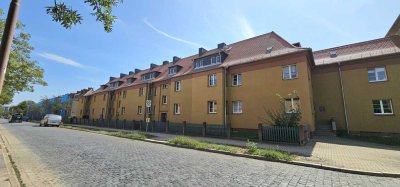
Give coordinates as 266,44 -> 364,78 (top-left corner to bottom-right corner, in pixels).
160,113 -> 167,122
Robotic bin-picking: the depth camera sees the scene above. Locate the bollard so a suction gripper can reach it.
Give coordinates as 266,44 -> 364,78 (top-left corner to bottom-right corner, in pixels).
182,121 -> 187,135
166,120 -> 169,133
258,123 -> 263,142
202,122 -> 207,137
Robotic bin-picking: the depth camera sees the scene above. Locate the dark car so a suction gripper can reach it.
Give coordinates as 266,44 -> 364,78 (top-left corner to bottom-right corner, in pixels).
22,116 -> 30,121
9,114 -> 22,123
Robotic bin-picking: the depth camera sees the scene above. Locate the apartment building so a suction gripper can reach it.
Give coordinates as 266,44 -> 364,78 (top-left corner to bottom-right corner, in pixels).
69,88 -> 93,120
72,20 -> 400,135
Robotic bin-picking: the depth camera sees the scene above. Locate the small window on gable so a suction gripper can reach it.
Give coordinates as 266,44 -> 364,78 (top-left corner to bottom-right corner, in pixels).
169,67 -> 177,75
283,65 -> 298,80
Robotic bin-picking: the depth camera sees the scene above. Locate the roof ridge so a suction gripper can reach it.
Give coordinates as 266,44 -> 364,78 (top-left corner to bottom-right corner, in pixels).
313,37 -> 395,54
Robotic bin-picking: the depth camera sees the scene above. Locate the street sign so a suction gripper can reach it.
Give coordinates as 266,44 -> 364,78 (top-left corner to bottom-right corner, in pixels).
146,100 -> 152,107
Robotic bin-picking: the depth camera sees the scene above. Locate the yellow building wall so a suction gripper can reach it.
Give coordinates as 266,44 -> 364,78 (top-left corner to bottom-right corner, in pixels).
312,67 -> 347,129
342,62 -> 400,133
227,56 -> 315,131
89,93 -> 108,120
152,82 -> 171,122
119,86 -> 147,121
169,77 -> 193,124
190,71 -> 224,125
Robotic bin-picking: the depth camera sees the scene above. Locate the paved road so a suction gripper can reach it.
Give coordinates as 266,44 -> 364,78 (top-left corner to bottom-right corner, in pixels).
1,122 -> 400,187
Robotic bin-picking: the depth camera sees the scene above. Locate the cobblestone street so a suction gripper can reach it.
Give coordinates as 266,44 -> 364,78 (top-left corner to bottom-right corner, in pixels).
1,121 -> 400,187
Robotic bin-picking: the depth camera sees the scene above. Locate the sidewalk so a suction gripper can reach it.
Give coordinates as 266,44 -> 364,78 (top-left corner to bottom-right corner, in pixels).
0,129 -> 19,187
65,124 -> 400,174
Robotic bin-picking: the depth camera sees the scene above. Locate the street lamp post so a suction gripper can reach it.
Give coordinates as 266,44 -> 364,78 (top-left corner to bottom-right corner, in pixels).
0,0 -> 21,94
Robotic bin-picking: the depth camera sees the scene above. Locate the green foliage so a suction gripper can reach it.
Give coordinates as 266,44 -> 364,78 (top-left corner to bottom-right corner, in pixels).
168,137 -> 241,153
46,0 -> 123,32
245,140 -> 258,153
40,96 -> 70,115
0,10 -> 47,105
260,91 -> 302,127
60,125 -> 154,139
252,149 -> 294,161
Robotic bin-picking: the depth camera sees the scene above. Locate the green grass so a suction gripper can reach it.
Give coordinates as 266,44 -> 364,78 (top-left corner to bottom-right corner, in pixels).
60,125 -> 154,140
167,137 -> 293,161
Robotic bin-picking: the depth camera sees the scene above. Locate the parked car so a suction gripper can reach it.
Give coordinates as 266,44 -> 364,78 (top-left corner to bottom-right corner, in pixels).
22,116 -> 30,122
9,114 -> 22,123
40,114 -> 62,127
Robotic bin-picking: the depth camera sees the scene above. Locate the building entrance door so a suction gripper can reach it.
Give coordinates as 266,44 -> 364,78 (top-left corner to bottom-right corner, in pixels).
161,113 -> 167,122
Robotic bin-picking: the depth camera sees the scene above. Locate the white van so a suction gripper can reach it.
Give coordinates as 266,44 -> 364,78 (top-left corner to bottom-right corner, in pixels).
40,114 -> 62,127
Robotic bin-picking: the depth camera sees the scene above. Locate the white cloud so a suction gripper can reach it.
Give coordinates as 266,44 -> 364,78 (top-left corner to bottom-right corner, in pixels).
237,16 -> 256,39
143,18 -> 203,48
37,52 -> 84,68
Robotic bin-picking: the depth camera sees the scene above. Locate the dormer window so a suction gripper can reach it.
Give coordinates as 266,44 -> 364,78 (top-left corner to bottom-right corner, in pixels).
169,67 -> 177,75
111,82 -> 119,88
141,72 -> 158,81
194,54 -> 223,69
127,78 -> 135,84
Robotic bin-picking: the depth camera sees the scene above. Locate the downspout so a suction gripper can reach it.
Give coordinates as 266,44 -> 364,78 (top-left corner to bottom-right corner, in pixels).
223,66 -> 227,128
338,62 -> 350,133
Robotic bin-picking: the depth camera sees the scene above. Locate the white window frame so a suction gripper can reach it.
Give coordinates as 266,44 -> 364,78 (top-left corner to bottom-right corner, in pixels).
208,74 -> 217,87
283,65 -> 298,80
373,99 -> 393,115
169,67 -> 177,75
368,67 -> 387,82
174,103 -> 181,114
232,74 -> 242,86
139,87 -> 144,96
138,106 -> 143,115
121,107 -> 125,115
208,101 -> 217,114
232,101 -> 242,114
175,81 -> 181,91
216,55 -> 221,63
162,84 -> 168,89
285,98 -> 300,113
162,95 -> 167,105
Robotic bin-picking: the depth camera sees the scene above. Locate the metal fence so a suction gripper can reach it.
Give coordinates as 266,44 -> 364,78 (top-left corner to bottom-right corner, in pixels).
262,125 -> 299,143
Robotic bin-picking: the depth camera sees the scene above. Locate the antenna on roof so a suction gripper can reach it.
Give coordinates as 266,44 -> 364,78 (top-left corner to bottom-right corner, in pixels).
329,51 -> 337,58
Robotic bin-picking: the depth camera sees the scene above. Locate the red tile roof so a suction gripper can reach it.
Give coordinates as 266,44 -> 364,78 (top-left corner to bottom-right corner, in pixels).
87,31 -> 306,96
313,35 -> 400,66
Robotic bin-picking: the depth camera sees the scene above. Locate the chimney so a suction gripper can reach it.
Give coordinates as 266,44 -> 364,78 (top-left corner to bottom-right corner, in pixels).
128,71 -> 134,75
134,69 -> 141,73
217,43 -> 226,49
109,77 -> 116,81
120,73 -> 127,78
163,60 -> 170,65
172,56 -> 181,64
150,63 -> 158,69
292,42 -> 301,47
198,47 -> 207,56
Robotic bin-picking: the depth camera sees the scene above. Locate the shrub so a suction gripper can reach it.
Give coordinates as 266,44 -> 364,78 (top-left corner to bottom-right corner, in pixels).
245,140 -> 257,153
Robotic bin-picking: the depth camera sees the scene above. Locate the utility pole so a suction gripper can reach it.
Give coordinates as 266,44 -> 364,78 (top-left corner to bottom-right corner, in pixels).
0,0 -> 21,94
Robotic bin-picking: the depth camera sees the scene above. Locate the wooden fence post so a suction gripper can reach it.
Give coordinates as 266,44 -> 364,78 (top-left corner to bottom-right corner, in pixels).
182,121 -> 186,135
166,120 -> 169,133
202,122 -> 207,137
299,125 -> 305,146
258,123 -> 263,142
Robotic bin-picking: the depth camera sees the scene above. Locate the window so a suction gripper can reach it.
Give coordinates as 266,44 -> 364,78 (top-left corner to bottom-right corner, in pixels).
137,106 -> 143,115
111,82 -> 119,88
141,72 -> 156,81
121,107 -> 125,115
162,95 -> 167,105
147,106 -> 152,114
232,74 -> 242,86
232,101 -> 242,114
92,108 -> 95,115
139,87 -> 144,96
208,74 -> 217,87
174,104 -> 181,114
283,65 -> 298,80
162,84 -> 168,89
373,99 -> 393,115
285,98 -> 300,113
194,55 -> 222,69
123,91 -> 127,98
175,81 -> 181,91
169,67 -> 177,75
368,67 -> 387,82
208,101 -> 217,114
216,55 -> 221,63
149,87 -> 154,96
127,78 -> 134,84
103,94 -> 106,101
117,100 -> 121,108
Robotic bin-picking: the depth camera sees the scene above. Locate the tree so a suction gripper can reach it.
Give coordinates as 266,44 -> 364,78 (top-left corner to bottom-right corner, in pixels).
46,0 -> 123,33
0,9 -> 47,105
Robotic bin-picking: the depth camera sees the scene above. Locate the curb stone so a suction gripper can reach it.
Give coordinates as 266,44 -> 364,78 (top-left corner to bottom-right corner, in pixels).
61,124 -> 400,178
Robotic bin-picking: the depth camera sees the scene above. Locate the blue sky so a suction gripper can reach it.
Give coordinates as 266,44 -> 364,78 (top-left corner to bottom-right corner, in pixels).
0,0 -> 398,105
